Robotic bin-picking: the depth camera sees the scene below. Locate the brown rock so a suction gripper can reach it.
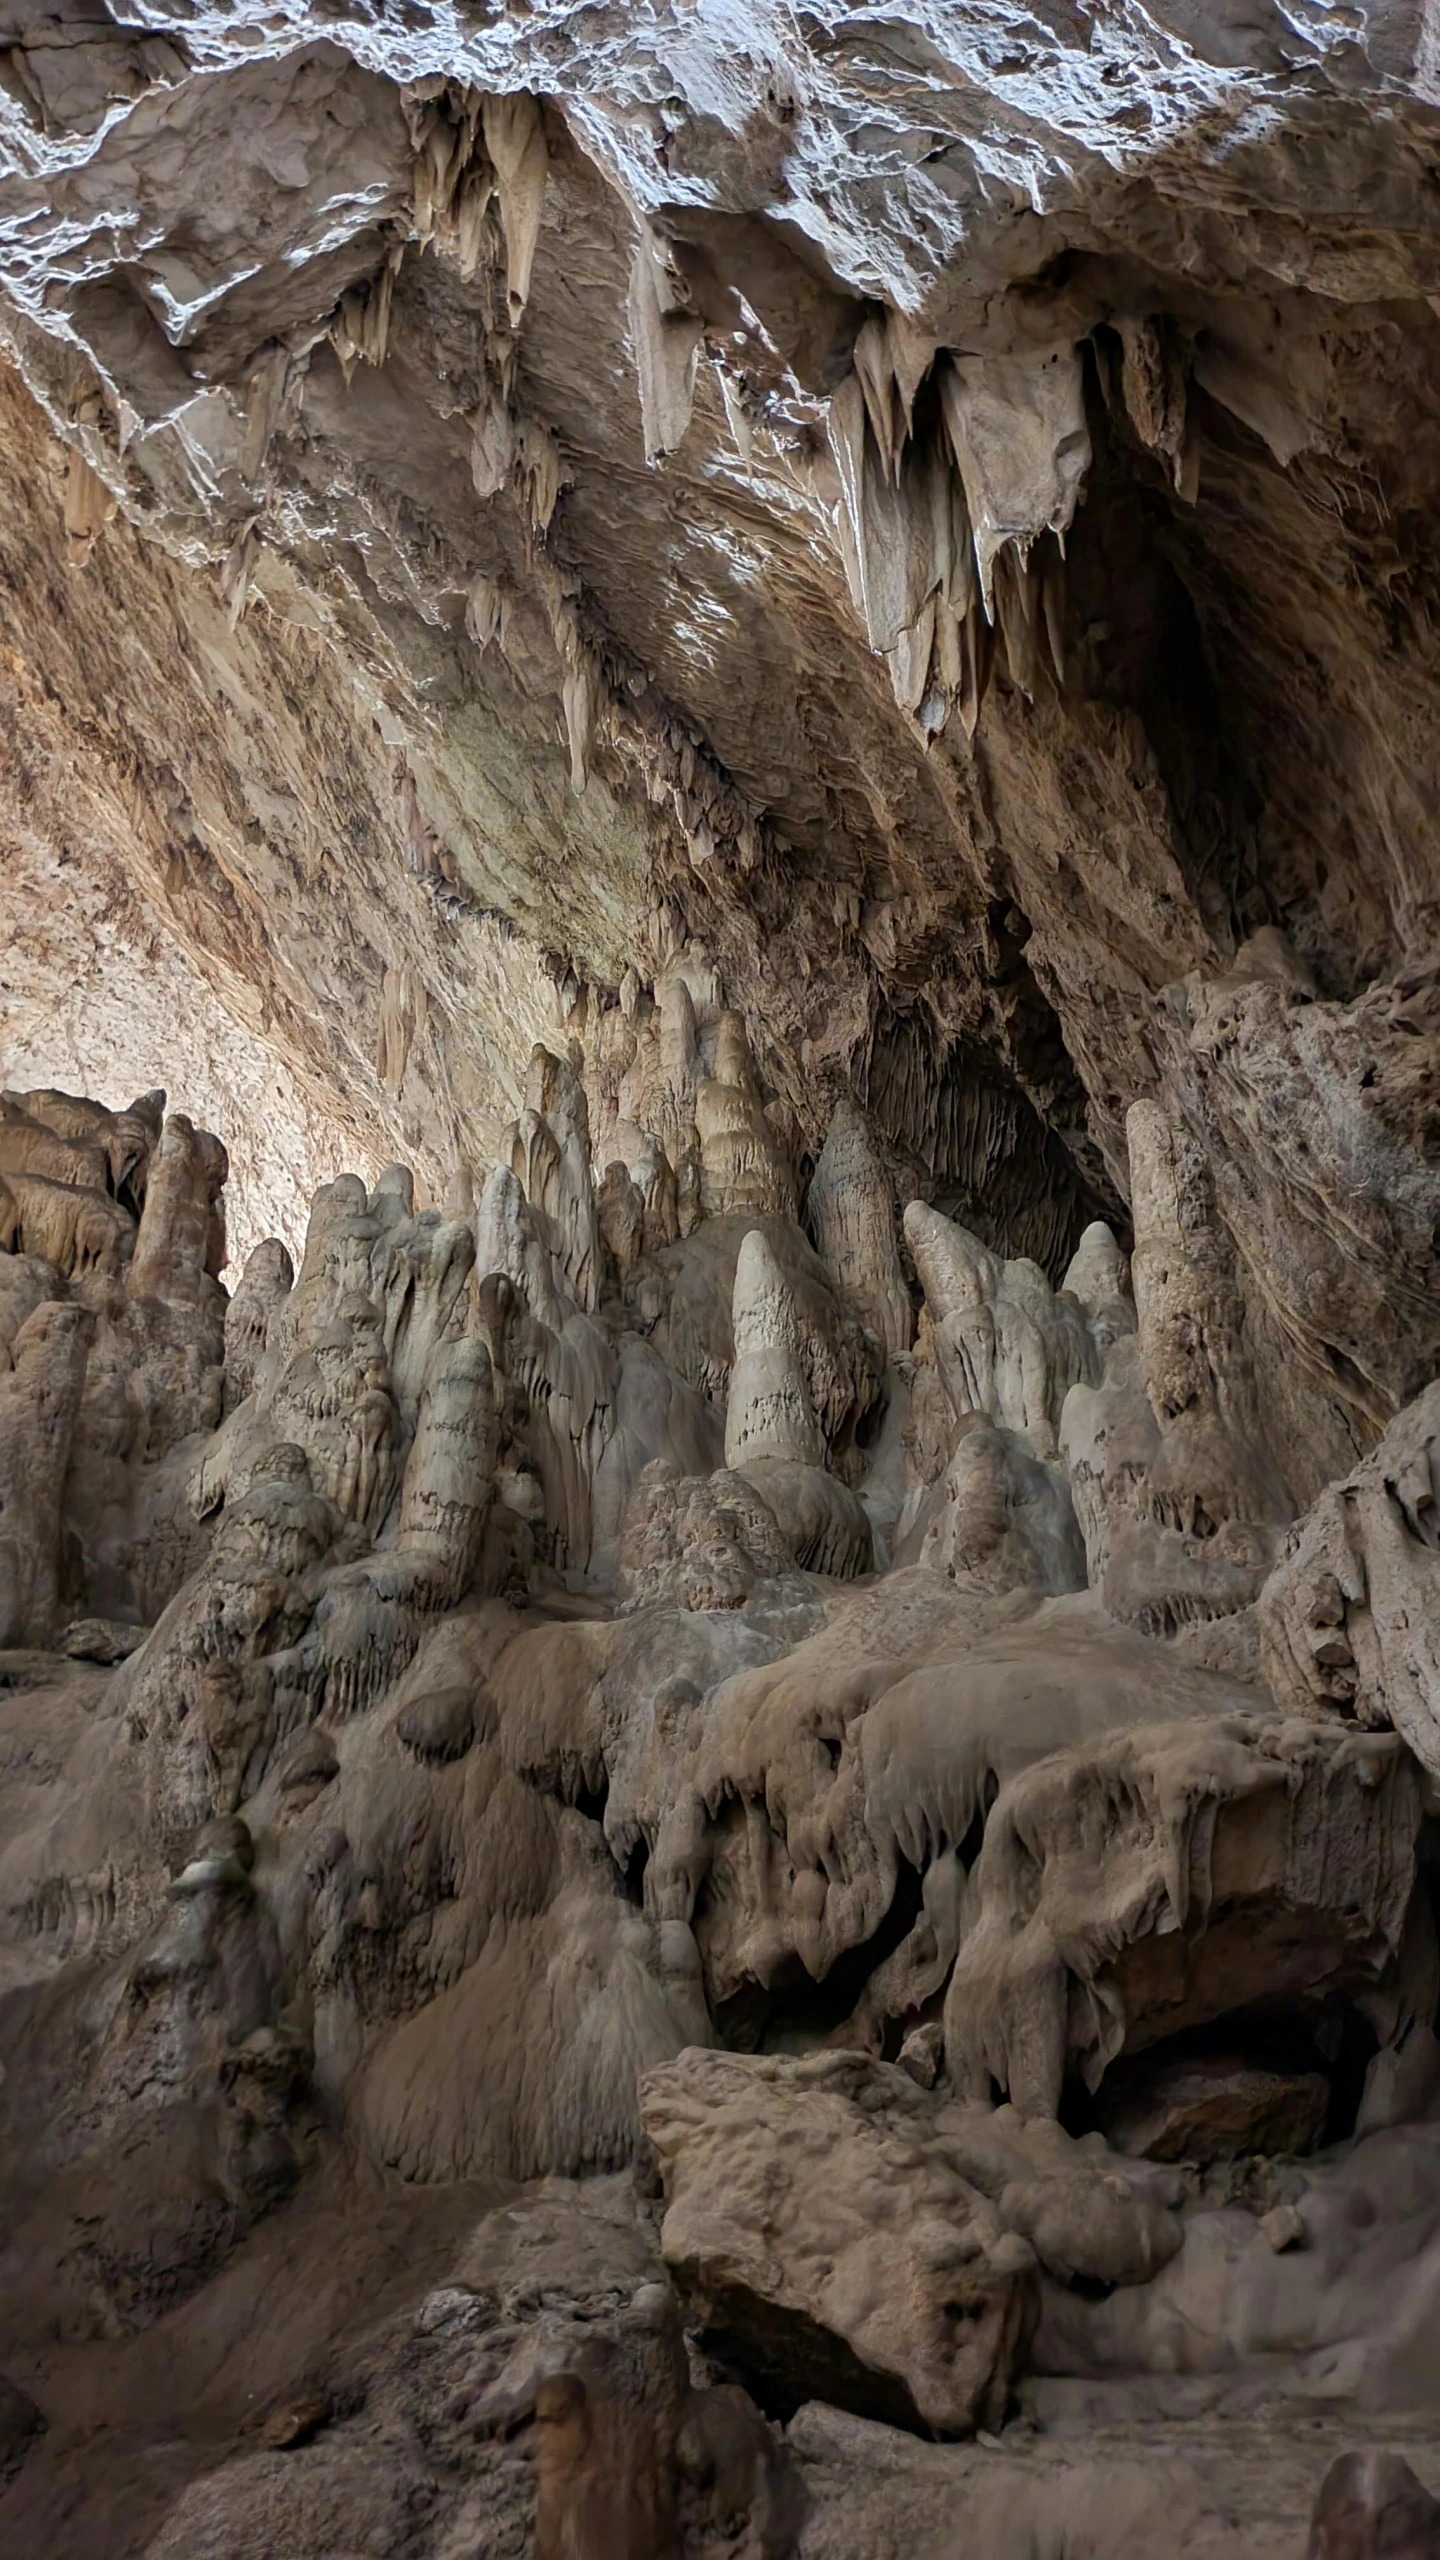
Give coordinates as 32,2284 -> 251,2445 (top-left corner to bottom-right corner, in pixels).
395,1685 -> 477,1763
1306,2451 -> 1440,2558
62,1616 -> 147,1664
945,1716 -> 1428,2119
1258,2203 -> 1306,2254
261,2394 -> 331,2450
642,2048 -> 1036,2436
641,2048 -> 1181,2439
0,2373 -> 45,2482
1093,2054 -> 1330,2166
278,1725 -> 339,1792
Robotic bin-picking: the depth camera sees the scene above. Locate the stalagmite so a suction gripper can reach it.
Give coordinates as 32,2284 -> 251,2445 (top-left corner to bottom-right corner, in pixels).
695,1013 -> 796,1221
725,1227 -> 826,1474
128,1115 -> 228,1307
807,1097 -> 911,1360
725,1226 -> 871,1575
904,1200 -> 1098,1460
1124,1097 -> 1291,1539
395,1333 -> 497,1606
0,1298 -> 93,1645
14,10 -> 1440,2550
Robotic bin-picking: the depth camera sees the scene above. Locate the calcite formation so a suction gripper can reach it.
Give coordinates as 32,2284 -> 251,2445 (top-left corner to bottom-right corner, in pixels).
0,1037 -> 1438,2555
8,5 -> 1440,2557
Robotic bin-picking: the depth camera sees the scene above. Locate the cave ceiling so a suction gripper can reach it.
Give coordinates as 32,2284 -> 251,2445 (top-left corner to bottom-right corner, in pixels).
14,12 -> 1440,2556
3,2 -> 1439,1275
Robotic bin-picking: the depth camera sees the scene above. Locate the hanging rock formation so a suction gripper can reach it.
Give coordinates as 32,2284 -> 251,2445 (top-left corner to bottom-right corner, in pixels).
8,1039 -> 1440,2554
10,5 -> 1440,2556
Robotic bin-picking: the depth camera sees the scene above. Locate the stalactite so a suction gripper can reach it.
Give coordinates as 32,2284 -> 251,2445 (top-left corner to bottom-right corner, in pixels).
630,225 -> 704,463
481,91 -> 547,326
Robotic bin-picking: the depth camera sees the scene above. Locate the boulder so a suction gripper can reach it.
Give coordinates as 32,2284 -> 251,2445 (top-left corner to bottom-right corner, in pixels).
1092,2053 -> 1330,2166
640,2048 -> 1181,2438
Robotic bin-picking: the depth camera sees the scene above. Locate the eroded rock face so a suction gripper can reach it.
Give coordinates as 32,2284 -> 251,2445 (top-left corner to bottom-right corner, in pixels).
3,985 -> 1440,2558
1261,1381 -> 1440,1778
642,2048 -> 1035,2438
641,2047 -> 1182,2436
10,0 -> 1440,1448
945,1716 -> 1430,2119
13,9 -> 1440,2555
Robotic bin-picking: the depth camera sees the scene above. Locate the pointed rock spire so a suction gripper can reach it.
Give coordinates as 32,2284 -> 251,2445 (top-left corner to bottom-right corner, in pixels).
725,1227 -> 825,1471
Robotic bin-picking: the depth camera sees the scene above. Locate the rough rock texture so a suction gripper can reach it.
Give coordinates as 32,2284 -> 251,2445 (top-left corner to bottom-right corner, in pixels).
641,2046 -> 1180,2436
1261,1382 -> 1440,1774
12,7 -> 1440,2557
4,1064 -> 1440,2554
1306,2452 -> 1440,2560
945,1716 -> 1431,2118
9,0 -> 1440,1408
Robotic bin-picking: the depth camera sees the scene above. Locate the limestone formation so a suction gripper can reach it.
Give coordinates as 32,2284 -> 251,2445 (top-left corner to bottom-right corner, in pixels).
642,2047 -> 1183,2434
1260,1381 -> 1440,1779
945,1717 -> 1430,2119
4,1078 -> 1440,2553
806,1099 -> 912,1365
13,7 -> 1440,2551
8,1018 -> 1440,2555
642,2047 -> 1039,2436
724,1226 -> 873,1578
1306,2453 -> 1440,2560
1092,2054 -> 1331,2168
904,1202 -> 1104,1462
616,1461 -> 791,1614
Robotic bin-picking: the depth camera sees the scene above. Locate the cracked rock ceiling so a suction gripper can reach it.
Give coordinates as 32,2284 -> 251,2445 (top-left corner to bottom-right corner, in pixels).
3,2 -> 1440,1296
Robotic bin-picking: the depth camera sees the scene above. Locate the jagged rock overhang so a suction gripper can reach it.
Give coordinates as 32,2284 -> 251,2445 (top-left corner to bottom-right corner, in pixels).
5,9 -> 1440,1312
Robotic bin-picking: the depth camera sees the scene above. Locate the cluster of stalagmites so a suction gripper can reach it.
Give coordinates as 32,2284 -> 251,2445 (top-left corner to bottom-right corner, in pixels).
6,958 -> 1440,2551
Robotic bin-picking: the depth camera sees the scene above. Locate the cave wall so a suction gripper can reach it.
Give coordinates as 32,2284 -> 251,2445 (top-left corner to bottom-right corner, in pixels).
9,10 -> 1440,2556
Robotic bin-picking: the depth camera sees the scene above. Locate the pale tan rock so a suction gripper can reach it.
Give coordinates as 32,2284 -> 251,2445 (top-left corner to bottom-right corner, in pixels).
62,1615 -> 145,1664
642,2048 -> 1181,2436
0,1104 -> 110,1194
0,1298 -> 93,1646
918,1412 -> 1086,1597
481,90 -> 546,325
1260,1379 -> 1440,1779
904,1202 -> 1102,1462
14,20 -> 1440,2505
807,1097 -> 911,1362
128,1113 -> 228,1308
617,1459 -> 790,1613
937,343 -> 1091,613
695,1015 -> 797,1224
1259,2203 -> 1306,2253
393,1332 -> 497,1608
725,1228 -> 826,1473
0,1169 -> 135,1276
725,1226 -> 872,1577
506,1045 -> 602,1313
222,1238 -> 294,1415
641,2047 -> 1038,2436
945,1717 -> 1429,2118
1126,1099 -> 1289,1535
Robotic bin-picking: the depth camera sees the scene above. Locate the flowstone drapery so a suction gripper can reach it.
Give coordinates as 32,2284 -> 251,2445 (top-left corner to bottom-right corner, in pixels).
10,5 -> 1440,2552
5,1014 -> 1440,2555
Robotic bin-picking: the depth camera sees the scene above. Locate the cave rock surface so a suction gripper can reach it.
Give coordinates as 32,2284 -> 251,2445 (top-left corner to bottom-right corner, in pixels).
8,4 -> 1440,2556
